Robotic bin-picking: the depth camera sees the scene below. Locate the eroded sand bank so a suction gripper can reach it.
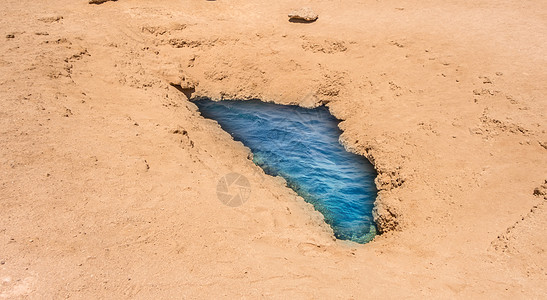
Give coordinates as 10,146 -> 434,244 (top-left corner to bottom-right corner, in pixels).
0,0 -> 546,298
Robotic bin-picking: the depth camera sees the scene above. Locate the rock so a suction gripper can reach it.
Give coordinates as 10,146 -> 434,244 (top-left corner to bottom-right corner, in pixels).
372,202 -> 401,234
38,15 -> 63,23
6,34 -> 15,39
89,0 -> 117,4
288,7 -> 318,22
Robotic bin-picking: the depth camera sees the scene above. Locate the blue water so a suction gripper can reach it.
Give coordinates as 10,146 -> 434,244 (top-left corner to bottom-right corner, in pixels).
194,99 -> 378,243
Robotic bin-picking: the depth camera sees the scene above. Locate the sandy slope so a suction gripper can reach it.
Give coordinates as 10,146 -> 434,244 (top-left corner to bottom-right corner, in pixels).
1,0 -> 546,298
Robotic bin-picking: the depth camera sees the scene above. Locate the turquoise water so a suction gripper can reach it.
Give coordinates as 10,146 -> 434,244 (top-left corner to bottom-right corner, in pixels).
194,99 -> 378,243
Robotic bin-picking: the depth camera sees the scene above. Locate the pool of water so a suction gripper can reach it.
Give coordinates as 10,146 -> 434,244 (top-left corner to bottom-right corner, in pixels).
194,99 -> 378,243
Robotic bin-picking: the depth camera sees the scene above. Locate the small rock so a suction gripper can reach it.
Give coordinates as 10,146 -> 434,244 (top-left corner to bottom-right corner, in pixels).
6,34 -> 15,39
89,0 -> 116,4
38,15 -> 63,23
288,7 -> 318,22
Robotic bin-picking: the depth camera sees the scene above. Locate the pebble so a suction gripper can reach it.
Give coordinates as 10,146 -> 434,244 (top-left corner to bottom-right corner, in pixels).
288,7 -> 318,22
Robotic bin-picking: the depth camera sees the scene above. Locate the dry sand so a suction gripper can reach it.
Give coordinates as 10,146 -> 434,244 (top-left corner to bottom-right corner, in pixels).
1,0 -> 546,298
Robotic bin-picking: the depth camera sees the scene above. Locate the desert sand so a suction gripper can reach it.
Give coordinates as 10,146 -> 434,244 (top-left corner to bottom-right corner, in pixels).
1,0 -> 546,298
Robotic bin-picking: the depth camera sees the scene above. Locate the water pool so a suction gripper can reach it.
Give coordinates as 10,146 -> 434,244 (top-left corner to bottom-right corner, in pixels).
194,99 -> 378,243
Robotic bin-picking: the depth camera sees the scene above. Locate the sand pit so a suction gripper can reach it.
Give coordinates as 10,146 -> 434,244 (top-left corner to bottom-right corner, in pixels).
194,99 -> 378,243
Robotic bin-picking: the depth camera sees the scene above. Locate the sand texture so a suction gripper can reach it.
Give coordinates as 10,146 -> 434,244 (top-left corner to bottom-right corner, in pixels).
1,0 -> 546,298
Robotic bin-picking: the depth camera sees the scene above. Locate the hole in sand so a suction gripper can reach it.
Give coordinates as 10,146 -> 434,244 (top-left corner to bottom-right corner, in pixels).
194,99 -> 378,243
171,83 -> 195,99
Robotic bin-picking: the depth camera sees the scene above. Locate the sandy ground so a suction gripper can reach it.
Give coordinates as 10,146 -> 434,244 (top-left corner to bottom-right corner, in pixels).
1,0 -> 546,298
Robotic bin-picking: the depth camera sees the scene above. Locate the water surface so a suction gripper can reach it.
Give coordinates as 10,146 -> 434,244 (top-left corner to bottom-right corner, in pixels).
194,99 -> 378,243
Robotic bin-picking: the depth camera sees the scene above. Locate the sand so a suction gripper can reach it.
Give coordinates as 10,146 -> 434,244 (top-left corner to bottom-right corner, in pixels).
1,0 -> 546,298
